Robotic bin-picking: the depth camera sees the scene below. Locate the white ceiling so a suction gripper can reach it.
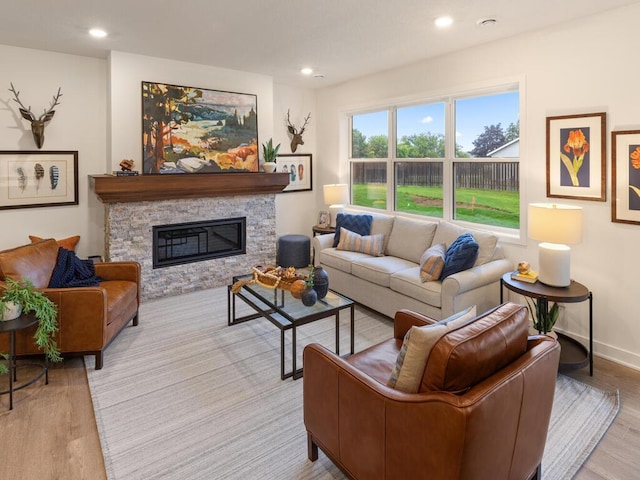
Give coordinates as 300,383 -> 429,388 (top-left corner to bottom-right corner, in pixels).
2,0 -> 638,88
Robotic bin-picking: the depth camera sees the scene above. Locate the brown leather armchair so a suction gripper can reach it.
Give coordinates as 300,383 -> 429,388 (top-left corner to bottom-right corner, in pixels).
303,303 -> 560,480
0,238 -> 140,369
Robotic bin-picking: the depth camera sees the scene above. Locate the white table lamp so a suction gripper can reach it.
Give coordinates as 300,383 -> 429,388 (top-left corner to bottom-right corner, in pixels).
323,184 -> 349,228
528,203 -> 583,287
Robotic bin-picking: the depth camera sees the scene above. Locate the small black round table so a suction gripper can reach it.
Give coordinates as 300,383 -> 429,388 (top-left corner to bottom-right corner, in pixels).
500,273 -> 593,376
0,312 -> 49,410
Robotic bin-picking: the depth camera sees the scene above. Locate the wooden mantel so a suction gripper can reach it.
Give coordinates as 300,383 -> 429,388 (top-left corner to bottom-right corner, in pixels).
90,172 -> 290,203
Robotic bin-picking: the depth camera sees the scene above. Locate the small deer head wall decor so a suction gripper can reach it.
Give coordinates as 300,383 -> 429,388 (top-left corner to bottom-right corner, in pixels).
286,109 -> 311,153
9,82 -> 63,149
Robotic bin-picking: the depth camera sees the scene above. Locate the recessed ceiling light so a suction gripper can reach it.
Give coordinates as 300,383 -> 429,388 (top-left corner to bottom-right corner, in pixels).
89,28 -> 108,38
300,67 -> 313,75
477,18 -> 498,27
434,16 -> 453,28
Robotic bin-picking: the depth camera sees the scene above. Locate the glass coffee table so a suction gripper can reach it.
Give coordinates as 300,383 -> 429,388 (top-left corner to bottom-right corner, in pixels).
227,274 -> 355,380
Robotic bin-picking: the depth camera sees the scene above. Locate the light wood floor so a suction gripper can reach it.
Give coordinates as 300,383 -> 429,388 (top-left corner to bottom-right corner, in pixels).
0,355 -> 638,480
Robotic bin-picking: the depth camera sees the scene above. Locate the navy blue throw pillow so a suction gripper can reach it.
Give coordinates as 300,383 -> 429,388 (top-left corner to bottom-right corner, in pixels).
333,213 -> 373,247
440,233 -> 479,279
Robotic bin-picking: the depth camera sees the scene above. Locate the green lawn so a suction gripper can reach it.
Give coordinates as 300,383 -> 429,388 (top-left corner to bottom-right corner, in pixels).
353,183 -> 520,229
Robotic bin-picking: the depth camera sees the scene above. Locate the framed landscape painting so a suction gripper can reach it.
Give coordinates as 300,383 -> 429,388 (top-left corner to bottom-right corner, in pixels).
276,154 -> 312,193
0,150 -> 78,210
546,112 -> 606,201
612,129 -> 640,225
142,81 -> 258,174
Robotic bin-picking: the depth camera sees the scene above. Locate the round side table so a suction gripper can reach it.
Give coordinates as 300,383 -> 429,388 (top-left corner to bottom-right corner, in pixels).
500,273 -> 593,376
0,312 -> 49,410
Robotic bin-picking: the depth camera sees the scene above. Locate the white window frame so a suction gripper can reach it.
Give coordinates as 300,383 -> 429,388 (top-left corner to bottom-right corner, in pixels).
345,78 -> 525,242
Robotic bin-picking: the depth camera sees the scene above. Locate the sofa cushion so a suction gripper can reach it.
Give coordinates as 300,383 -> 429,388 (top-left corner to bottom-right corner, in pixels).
0,238 -> 59,288
389,267 -> 442,308
386,217 -> 437,263
336,228 -> 385,257
419,243 -> 445,282
333,213 -> 373,247
320,248 -> 371,274
369,213 -> 395,252
29,234 -> 80,252
432,221 -> 498,266
346,337 -> 403,385
352,256 -> 416,288
388,306 -> 477,393
440,233 -> 479,279
420,303 -> 529,393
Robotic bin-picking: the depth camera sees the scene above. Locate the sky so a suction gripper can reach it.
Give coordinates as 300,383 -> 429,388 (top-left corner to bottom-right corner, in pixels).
352,91 -> 519,153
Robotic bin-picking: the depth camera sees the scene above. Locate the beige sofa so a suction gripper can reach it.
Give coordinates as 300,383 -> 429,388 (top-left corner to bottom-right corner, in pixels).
313,213 -> 513,319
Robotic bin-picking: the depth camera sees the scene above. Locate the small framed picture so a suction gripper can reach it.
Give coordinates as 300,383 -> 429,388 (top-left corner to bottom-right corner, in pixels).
546,112 -> 606,201
275,153 -> 312,193
318,210 -> 330,227
612,129 -> 640,225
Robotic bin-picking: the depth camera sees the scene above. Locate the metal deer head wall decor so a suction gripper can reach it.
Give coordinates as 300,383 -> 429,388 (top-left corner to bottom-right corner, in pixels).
9,82 -> 63,149
286,109 -> 311,153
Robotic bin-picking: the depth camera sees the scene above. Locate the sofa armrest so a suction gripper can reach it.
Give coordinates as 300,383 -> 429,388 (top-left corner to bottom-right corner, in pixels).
94,261 -> 141,283
441,257 -> 512,297
312,234 -> 336,266
393,309 -> 437,339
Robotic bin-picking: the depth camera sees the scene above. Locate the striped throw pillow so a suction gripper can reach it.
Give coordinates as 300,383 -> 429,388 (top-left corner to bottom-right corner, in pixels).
336,227 -> 385,256
419,243 -> 446,282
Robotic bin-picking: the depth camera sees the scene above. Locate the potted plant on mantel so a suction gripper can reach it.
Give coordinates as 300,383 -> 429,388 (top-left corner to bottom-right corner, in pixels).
0,278 -> 62,375
262,138 -> 280,173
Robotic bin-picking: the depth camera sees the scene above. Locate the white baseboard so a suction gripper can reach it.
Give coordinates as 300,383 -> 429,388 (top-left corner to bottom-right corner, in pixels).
554,327 -> 640,372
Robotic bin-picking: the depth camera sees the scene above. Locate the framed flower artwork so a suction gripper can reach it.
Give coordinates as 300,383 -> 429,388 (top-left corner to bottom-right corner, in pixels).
612,129 -> 640,225
546,112 -> 606,201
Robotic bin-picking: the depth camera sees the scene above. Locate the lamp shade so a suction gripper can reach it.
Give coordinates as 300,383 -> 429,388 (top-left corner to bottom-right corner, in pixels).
323,184 -> 349,206
528,203 -> 583,245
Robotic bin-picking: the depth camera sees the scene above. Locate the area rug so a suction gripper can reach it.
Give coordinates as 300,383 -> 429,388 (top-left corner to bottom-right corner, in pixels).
86,288 -> 619,480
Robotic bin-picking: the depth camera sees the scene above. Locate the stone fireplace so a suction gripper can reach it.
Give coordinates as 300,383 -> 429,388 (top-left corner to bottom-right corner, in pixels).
92,173 -> 289,301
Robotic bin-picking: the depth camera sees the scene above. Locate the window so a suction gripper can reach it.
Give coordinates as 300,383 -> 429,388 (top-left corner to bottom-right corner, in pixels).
348,86 -> 520,230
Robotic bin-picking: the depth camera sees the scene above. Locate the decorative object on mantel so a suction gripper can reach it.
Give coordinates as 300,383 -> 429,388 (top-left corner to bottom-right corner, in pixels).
0,151 -> 78,211
286,109 -> 311,153
261,138 -> 280,173
114,159 -> 139,176
9,82 -> 62,149
275,153 -> 312,193
141,81 -> 258,174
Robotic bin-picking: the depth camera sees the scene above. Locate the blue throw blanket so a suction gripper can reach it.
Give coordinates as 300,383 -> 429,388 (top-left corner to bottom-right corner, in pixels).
48,247 -> 101,288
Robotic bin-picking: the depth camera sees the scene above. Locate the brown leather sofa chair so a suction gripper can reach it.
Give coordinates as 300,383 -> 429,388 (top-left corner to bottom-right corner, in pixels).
0,238 -> 140,369
303,302 -> 561,480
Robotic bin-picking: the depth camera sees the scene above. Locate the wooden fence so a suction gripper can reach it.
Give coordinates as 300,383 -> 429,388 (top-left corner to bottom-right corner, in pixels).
351,161 -> 519,191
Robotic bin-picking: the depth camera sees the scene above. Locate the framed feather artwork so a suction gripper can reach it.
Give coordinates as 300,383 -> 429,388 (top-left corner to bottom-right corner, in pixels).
0,150 -> 78,210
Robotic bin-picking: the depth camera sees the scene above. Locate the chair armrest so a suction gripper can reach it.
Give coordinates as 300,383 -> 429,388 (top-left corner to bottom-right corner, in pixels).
94,261 -> 141,283
393,309 -> 437,339
312,234 -> 335,266
441,258 -> 512,297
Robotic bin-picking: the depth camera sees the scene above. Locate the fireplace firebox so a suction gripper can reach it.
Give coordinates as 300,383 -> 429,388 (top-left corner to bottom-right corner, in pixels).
152,217 -> 246,268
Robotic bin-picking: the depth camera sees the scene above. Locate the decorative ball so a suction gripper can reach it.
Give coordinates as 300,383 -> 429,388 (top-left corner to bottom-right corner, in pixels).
290,279 -> 307,299
517,261 -> 531,274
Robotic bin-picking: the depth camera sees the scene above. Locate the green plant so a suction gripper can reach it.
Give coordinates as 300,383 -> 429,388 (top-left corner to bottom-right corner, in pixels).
262,138 -> 281,163
0,278 -> 62,374
526,297 -> 560,333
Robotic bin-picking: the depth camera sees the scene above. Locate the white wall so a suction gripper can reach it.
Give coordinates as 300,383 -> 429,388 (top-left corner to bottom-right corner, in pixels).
0,45 -> 107,258
315,4 -> 640,369
273,83 -> 318,237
